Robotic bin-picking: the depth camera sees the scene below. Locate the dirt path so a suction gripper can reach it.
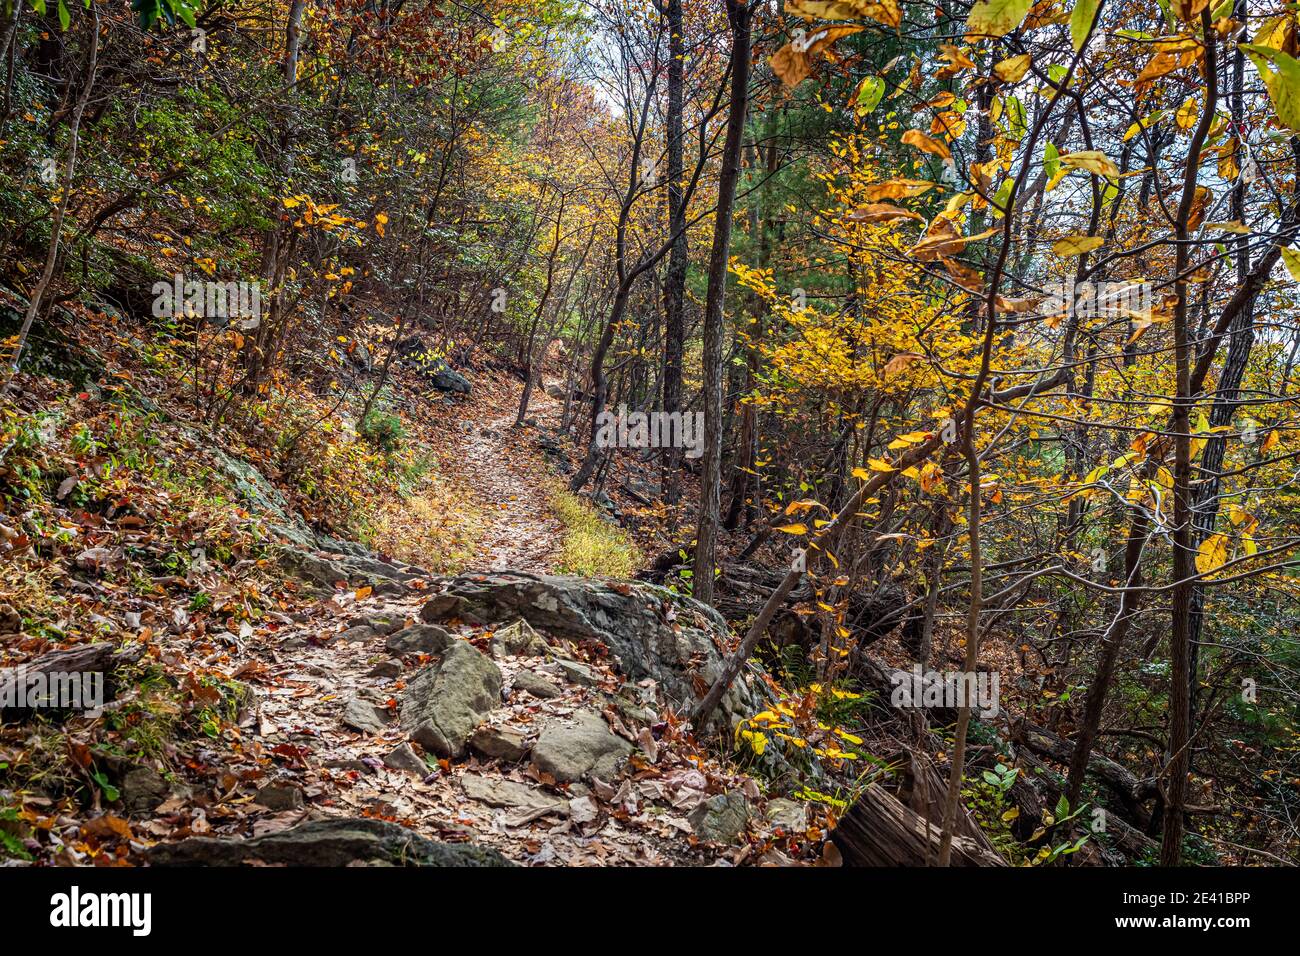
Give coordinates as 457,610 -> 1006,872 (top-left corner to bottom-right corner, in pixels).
454,379 -> 565,573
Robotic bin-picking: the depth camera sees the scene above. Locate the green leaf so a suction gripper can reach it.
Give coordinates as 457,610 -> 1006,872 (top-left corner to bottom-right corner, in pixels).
966,0 -> 1033,37
1069,0 -> 1101,52
1043,142 -> 1060,180
1054,794 -> 1070,820
856,76 -> 886,114
56,0 -> 68,31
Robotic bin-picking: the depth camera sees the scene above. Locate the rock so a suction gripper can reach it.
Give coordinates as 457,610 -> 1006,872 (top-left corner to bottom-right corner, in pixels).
688,792 -> 750,844
149,817 -> 512,867
368,659 -> 403,679
342,697 -> 391,734
765,798 -> 808,834
386,624 -> 454,655
418,571 -> 764,730
350,612 -> 404,635
120,765 -> 169,813
383,743 -> 429,775
469,726 -> 529,762
255,780 -> 305,811
419,593 -> 466,623
335,624 -> 379,644
323,758 -> 370,773
279,547 -> 421,595
489,619 -> 549,657
429,361 -> 471,394
530,710 -> 632,783
552,658 -> 598,687
399,641 -> 501,758
512,670 -> 561,700
460,775 -> 564,815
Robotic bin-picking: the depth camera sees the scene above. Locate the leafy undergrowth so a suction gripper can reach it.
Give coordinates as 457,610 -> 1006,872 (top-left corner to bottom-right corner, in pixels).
549,484 -> 641,578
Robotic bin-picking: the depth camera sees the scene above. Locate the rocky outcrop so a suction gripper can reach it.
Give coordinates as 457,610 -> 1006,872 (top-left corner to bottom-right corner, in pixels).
148,817 -> 512,867
418,571 -> 763,728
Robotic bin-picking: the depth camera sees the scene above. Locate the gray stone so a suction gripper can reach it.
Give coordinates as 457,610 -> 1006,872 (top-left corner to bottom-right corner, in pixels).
469,726 -> 529,762
489,619 -> 549,657
419,593 -> 466,623
335,624 -> 379,644
460,774 -> 564,814
553,658 -> 598,687
386,623 -> 454,655
255,780 -> 305,811
351,612 -> 404,635
765,798 -> 808,834
383,743 -> 430,775
688,792 -> 750,844
512,670 -> 561,700
120,765 -> 169,813
530,710 -> 632,783
369,659 -> 403,679
342,697 -> 391,734
400,641 -> 501,758
149,817 -> 512,867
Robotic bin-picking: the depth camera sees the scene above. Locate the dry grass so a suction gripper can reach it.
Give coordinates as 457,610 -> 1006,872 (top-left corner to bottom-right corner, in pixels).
364,471 -> 485,574
549,485 -> 640,578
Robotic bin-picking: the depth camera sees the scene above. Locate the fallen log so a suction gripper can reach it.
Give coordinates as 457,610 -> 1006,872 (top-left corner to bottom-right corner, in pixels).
1014,720 -> 1158,823
0,641 -> 142,720
831,781 -> 1007,866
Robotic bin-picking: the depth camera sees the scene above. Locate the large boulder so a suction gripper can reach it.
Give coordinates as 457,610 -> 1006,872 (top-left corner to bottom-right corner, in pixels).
530,709 -> 633,783
399,641 -> 501,758
419,571 -> 763,728
148,817 -> 511,867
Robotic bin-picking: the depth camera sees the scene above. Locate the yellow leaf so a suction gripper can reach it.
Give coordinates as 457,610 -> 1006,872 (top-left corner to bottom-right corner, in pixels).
1175,96 -> 1200,130
844,202 -> 925,224
1195,533 -> 1229,575
1171,0 -> 1210,22
902,129 -> 952,160
786,0 -> 900,28
1052,234 -> 1104,256
1282,245 -> 1300,282
1060,150 -> 1120,178
776,523 -> 809,535
862,178 -> 936,201
993,53 -> 1032,83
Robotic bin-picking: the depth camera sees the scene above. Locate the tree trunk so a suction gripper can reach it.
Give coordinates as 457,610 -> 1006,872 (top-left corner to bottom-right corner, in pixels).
691,0 -> 752,606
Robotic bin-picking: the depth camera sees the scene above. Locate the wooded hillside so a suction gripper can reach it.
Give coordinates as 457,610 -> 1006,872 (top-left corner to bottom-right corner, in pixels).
0,0 -> 1298,870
